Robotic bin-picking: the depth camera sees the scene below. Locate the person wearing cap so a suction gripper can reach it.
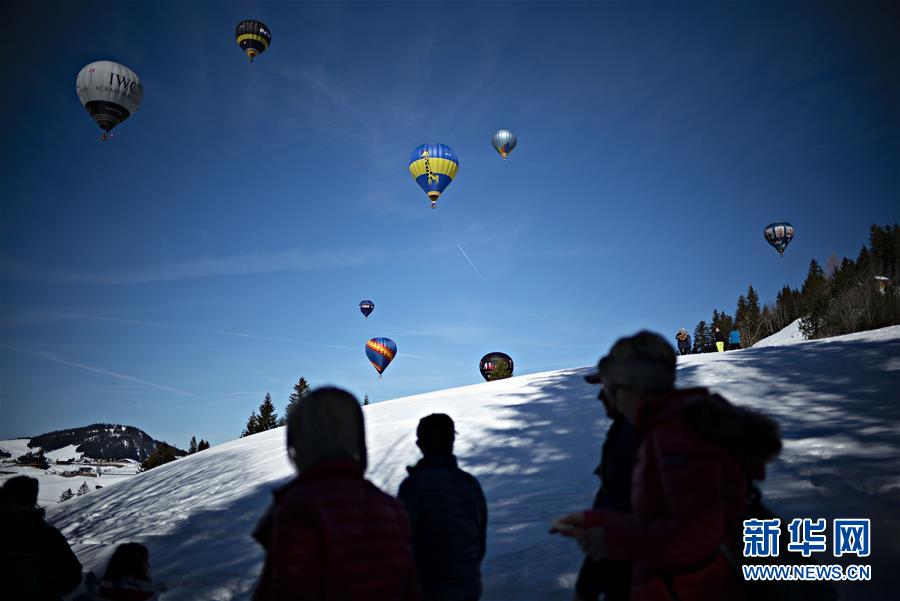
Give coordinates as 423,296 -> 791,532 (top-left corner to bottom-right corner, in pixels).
551,331 -> 780,601
251,387 -> 420,601
571,365 -> 635,601
0,475 -> 83,600
398,414 -> 487,601
714,327 -> 726,352
675,329 -> 691,356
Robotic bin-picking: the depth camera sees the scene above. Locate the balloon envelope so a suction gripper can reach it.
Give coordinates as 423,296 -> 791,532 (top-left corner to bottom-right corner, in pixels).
366,337 -> 397,376
359,300 -> 375,318
764,221 -> 795,256
492,129 -> 518,159
76,61 -> 143,136
235,20 -> 271,62
480,352 -> 514,381
408,143 -> 459,208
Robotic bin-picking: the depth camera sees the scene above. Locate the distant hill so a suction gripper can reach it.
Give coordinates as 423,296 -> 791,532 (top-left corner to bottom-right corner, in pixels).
27,424 -> 185,462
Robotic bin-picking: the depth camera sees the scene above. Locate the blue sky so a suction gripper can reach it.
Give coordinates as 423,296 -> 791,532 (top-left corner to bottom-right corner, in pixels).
2,1 -> 897,447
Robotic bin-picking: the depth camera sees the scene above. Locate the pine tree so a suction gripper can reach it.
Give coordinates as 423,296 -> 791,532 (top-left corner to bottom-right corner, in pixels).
487,358 -> 513,380
744,285 -> 762,345
77,481 -> 90,496
197,439 -> 210,451
189,436 -> 198,454
799,259 -> 830,339
258,393 -> 279,431
243,393 -> 279,436
59,488 -> 74,502
280,377 -> 310,426
363,394 -> 369,406
140,443 -> 178,472
692,320 -> 712,353
241,411 -> 260,437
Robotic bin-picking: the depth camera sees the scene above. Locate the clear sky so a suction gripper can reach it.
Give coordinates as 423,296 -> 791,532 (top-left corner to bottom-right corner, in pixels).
2,1 -> 897,448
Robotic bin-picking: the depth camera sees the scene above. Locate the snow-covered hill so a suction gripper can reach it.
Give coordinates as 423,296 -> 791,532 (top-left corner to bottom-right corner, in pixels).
38,325 -> 900,600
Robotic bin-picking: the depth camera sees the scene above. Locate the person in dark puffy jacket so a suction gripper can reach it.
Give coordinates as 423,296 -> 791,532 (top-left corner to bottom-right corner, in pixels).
675,328 -> 691,356
398,414 -> 487,601
252,387 -> 419,601
552,331 -> 781,601
572,371 -> 634,601
0,475 -> 82,601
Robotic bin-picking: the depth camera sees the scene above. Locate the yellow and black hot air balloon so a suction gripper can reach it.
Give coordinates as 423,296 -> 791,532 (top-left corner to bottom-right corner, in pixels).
235,20 -> 271,62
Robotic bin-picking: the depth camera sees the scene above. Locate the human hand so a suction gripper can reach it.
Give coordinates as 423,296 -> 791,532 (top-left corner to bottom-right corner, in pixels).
549,512 -> 585,537
577,526 -> 607,560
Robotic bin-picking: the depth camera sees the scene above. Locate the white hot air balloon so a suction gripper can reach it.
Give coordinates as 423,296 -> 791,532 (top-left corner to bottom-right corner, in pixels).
491,128 -> 518,160
76,61 -> 144,141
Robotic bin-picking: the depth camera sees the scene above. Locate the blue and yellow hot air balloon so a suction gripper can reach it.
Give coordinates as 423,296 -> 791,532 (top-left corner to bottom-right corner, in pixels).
366,337 -> 397,378
408,143 -> 459,209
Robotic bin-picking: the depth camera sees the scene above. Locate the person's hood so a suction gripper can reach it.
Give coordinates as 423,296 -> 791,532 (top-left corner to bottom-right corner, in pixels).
680,390 -> 782,476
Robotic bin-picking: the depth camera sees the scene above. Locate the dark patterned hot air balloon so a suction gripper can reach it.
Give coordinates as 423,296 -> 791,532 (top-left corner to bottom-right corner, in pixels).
492,129 -> 518,160
235,20 -> 271,62
76,61 -> 143,141
480,352 -> 514,382
366,337 -> 397,378
359,300 -> 375,319
764,221 -> 795,256
409,143 -> 459,209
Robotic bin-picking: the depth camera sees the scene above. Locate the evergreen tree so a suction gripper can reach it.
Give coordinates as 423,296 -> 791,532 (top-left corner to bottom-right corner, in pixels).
197,439 -> 210,451
487,358 -> 513,380
59,488 -> 74,502
77,481 -> 90,496
243,393 -> 279,436
799,259 -> 830,339
280,377 -> 310,426
744,285 -> 762,345
140,442 -> 178,472
363,394 -> 369,406
189,436 -> 198,454
692,320 -> 712,353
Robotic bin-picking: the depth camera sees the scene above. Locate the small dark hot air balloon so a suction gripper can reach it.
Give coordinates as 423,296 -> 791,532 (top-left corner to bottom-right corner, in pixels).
235,20 -> 272,62
359,300 -> 375,319
764,221 -> 795,256
480,352 -> 514,382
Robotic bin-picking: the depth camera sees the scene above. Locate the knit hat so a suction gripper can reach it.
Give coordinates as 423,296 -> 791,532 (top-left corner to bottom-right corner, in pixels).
287,387 -> 367,472
585,330 -> 676,392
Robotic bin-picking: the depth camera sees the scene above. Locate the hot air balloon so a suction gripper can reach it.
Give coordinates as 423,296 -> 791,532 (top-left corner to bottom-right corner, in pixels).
359,299 -> 375,319
492,129 -> 517,160
76,61 -> 143,141
409,143 -> 459,209
764,221 -> 795,256
480,352 -> 514,382
366,337 -> 397,378
235,20 -> 271,62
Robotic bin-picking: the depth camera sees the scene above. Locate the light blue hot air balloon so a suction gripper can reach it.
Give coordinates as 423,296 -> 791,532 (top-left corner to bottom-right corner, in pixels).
408,143 -> 459,209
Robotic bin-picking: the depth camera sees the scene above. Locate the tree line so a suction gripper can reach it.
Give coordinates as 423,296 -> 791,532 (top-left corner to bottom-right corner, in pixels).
690,223 -> 899,351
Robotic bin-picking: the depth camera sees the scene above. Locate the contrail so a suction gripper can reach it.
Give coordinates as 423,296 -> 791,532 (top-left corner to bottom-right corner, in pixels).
1,345 -> 195,397
456,244 -> 485,282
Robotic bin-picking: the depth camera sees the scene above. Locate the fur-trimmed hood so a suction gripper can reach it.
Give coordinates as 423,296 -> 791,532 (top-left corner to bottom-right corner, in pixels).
680,390 -> 782,476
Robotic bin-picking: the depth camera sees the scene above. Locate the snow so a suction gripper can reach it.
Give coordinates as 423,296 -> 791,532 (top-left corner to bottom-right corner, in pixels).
752,317 -> 806,347
6,324 -> 900,600
0,438 -> 34,459
45,445 -> 85,462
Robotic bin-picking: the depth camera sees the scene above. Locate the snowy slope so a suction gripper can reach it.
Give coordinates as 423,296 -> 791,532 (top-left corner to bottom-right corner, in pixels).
753,317 -> 806,347
39,325 -> 900,601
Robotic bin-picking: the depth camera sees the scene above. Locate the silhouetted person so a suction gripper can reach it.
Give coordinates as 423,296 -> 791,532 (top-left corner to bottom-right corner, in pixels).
552,331 -> 781,601
0,475 -> 82,600
252,387 -> 419,600
572,370 -> 634,601
398,414 -> 487,601
74,542 -> 157,601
